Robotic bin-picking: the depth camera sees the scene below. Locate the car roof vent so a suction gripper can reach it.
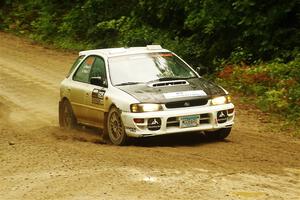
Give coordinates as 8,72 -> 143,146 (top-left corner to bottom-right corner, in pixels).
109,48 -> 127,54
148,80 -> 189,87
147,45 -> 162,50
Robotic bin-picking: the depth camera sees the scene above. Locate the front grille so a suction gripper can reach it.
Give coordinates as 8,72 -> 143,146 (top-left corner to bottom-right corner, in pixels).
200,113 -> 210,124
166,117 -> 179,127
165,98 -> 208,109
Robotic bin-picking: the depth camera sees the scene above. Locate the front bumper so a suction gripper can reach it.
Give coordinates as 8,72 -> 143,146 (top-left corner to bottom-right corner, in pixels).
121,103 -> 235,137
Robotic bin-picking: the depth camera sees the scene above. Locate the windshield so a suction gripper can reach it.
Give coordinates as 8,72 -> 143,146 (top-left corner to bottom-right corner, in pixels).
108,53 -> 197,86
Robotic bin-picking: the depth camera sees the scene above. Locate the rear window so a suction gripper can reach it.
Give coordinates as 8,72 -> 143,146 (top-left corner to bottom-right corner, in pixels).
66,55 -> 85,77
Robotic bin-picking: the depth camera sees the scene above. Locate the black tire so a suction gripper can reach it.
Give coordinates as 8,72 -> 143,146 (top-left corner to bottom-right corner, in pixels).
107,107 -> 127,145
59,100 -> 77,129
205,128 -> 231,140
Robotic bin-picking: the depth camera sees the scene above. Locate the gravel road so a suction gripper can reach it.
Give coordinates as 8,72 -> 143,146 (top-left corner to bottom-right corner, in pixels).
0,32 -> 299,200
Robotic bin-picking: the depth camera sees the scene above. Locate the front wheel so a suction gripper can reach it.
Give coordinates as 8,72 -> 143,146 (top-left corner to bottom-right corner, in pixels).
205,128 -> 232,140
107,107 -> 128,145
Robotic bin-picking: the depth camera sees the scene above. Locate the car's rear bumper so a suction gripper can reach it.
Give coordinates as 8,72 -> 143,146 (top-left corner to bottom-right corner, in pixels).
121,103 -> 235,137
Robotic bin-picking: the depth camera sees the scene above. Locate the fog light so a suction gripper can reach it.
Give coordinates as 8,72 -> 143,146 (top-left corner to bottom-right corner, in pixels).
148,118 -> 161,131
217,110 -> 228,123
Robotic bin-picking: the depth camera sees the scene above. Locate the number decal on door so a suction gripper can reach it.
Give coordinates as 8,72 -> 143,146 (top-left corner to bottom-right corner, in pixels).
92,89 -> 105,105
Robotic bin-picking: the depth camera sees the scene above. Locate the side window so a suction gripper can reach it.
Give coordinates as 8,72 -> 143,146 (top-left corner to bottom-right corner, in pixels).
89,57 -> 107,86
73,56 -> 95,83
67,55 -> 84,78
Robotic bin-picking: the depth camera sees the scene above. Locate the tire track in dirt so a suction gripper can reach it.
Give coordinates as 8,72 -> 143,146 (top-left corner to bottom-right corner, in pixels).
0,33 -> 73,129
0,68 -> 57,127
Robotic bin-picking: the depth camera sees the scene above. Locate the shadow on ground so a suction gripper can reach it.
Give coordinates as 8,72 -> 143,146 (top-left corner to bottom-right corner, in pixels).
130,132 -> 231,147
49,125 -> 231,147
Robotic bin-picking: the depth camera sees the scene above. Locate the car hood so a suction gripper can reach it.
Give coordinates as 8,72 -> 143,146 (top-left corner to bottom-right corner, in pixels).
116,78 -> 226,103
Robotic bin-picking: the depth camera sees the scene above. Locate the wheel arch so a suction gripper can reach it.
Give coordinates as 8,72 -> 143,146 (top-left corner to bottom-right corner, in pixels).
103,103 -> 117,128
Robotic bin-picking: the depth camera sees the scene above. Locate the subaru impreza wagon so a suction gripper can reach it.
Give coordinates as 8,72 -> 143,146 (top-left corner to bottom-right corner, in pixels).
59,45 -> 235,145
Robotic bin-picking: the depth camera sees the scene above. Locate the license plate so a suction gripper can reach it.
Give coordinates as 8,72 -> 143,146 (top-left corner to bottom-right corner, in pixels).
180,115 -> 200,128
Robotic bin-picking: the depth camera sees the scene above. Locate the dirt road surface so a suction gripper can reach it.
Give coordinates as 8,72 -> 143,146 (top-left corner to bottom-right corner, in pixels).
0,32 -> 299,200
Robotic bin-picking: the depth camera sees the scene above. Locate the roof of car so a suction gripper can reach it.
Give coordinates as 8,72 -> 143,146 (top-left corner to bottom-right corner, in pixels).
79,45 -> 170,58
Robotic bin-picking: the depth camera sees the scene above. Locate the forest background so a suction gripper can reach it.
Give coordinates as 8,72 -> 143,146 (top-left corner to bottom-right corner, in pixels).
0,0 -> 299,129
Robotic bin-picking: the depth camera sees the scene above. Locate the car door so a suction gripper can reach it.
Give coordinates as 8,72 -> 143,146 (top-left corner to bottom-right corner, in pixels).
84,56 -> 108,128
70,56 -> 95,123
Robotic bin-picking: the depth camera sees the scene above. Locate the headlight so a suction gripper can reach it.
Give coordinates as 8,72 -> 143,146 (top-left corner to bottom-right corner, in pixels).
130,103 -> 163,113
211,95 -> 231,105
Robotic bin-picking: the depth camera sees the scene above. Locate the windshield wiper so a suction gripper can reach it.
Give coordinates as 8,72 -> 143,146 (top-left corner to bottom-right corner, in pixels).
115,82 -> 143,86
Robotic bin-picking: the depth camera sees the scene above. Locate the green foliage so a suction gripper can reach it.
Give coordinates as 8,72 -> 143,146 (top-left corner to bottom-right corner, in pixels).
0,0 -> 299,131
0,0 -> 298,71
217,58 -> 300,120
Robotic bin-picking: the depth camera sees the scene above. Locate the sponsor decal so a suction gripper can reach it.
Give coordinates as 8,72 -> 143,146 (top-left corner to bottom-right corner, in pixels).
125,126 -> 137,132
92,89 -> 105,105
86,57 -> 95,65
163,90 -> 207,99
217,110 -> 228,123
148,118 -> 162,131
217,110 -> 228,118
183,102 -> 191,107
150,118 -> 159,125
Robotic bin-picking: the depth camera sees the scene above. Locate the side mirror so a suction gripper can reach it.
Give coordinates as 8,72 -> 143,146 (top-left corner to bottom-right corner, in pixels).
90,77 -> 106,87
195,64 -> 208,75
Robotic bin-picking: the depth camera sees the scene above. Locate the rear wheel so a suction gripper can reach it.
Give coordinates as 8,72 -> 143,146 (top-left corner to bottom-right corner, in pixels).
107,107 -> 127,145
60,100 -> 77,129
205,128 -> 231,140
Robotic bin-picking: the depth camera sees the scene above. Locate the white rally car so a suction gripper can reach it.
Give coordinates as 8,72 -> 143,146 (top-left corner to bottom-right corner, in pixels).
59,45 -> 234,145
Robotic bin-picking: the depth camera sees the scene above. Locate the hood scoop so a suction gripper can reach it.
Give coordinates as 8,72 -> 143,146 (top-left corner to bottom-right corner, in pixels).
148,80 -> 189,88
